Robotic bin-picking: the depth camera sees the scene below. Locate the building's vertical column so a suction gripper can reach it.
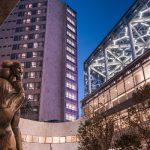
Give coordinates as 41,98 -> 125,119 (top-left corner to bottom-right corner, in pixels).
88,66 -> 92,94
128,23 -> 136,60
64,7 -> 78,121
104,49 -> 109,81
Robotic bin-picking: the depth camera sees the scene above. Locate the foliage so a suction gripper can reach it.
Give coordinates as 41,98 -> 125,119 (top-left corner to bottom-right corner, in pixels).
114,132 -> 142,150
132,82 -> 150,103
78,113 -> 115,150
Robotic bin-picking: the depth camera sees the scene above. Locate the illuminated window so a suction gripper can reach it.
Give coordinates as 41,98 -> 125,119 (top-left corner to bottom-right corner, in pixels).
66,54 -> 75,63
60,137 -> 65,143
66,72 -> 76,81
32,136 -> 39,143
37,10 -> 42,14
66,81 -> 77,90
66,103 -> 77,111
143,62 -> 150,80
45,137 -> 52,143
66,114 -> 76,121
21,53 -> 26,58
31,62 -> 36,68
67,8 -> 75,17
66,91 -> 76,100
66,46 -> 75,54
33,52 -> 37,57
29,72 -> 35,78
26,135 -> 32,142
67,17 -> 75,25
67,39 -> 75,47
24,35 -> 28,40
66,63 -> 75,71
39,137 -> 45,143
27,94 -> 34,100
35,25 -> 40,31
34,42 -> 38,48
53,137 -> 59,144
67,24 -> 75,33
23,44 -> 27,48
67,31 -> 75,40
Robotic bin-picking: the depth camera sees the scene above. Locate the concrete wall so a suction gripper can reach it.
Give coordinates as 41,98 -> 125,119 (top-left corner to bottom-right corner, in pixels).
39,0 -> 66,122
20,118 -> 80,150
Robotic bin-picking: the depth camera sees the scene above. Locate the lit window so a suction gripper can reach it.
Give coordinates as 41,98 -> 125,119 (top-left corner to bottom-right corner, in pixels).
67,39 -> 75,47
66,63 -> 75,71
66,114 -> 76,121
66,91 -> 76,100
67,17 -> 75,25
21,62 -> 25,68
67,8 -> 75,17
27,94 -> 34,100
35,25 -> 40,30
66,46 -> 75,54
24,35 -> 28,40
35,34 -> 39,39
37,10 -> 41,14
67,24 -> 75,33
45,137 -> 52,143
67,31 -> 75,40
29,72 -> 35,78
53,137 -> 59,144
31,62 -> 36,68
33,52 -> 37,57
34,42 -> 38,48
66,72 -> 75,81
20,53 -> 26,58
23,44 -> 27,48
38,3 -> 42,7
66,103 -> 77,111
29,4 -> 32,8
39,137 -> 45,143
66,55 -> 75,63
66,81 -> 76,90
60,137 -> 65,143
27,83 -> 34,90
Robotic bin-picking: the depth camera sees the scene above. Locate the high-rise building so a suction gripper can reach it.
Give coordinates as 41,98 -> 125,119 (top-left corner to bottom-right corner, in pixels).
0,0 -> 78,122
84,0 -> 150,95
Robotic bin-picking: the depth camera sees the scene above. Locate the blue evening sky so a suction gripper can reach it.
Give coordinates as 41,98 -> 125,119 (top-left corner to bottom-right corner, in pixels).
65,0 -> 135,113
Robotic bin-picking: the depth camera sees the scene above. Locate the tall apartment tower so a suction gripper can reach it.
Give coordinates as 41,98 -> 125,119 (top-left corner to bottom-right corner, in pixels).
0,0 -> 78,122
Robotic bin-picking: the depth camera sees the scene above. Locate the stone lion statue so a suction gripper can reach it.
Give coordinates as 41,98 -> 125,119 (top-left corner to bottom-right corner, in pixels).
0,60 -> 25,150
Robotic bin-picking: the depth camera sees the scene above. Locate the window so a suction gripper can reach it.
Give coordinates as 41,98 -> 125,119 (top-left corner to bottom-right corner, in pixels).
35,25 -> 40,31
34,42 -> 38,48
66,72 -> 76,81
66,54 -> 75,63
66,63 -> 75,71
133,67 -> 144,85
66,46 -> 75,54
67,39 -> 75,47
29,72 -> 35,78
67,8 -> 75,17
143,62 -> 150,80
66,81 -> 77,90
67,24 -> 75,33
31,62 -> 36,68
66,91 -> 76,100
66,113 -> 76,121
67,31 -> 75,40
67,17 -> 75,26
66,103 -> 77,111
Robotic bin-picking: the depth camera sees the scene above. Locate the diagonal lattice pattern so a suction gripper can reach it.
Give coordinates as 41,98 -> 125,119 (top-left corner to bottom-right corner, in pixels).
85,0 -> 150,95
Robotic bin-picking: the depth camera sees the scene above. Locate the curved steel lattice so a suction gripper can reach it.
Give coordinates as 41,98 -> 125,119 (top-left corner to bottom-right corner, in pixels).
85,0 -> 150,95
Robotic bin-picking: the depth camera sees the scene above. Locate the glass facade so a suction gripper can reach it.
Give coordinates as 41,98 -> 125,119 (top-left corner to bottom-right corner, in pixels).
65,7 -> 78,121
82,52 -> 150,116
84,0 -> 150,95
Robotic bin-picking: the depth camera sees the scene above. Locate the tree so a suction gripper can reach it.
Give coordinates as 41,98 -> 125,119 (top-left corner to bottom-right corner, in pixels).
114,132 -> 142,150
78,113 -> 115,150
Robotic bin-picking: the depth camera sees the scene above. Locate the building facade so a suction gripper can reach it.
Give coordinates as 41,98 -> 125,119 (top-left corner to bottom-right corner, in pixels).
0,0 -> 78,122
84,0 -> 150,95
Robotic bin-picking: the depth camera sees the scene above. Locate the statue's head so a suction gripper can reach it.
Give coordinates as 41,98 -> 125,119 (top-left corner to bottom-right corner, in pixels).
0,60 -> 23,81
